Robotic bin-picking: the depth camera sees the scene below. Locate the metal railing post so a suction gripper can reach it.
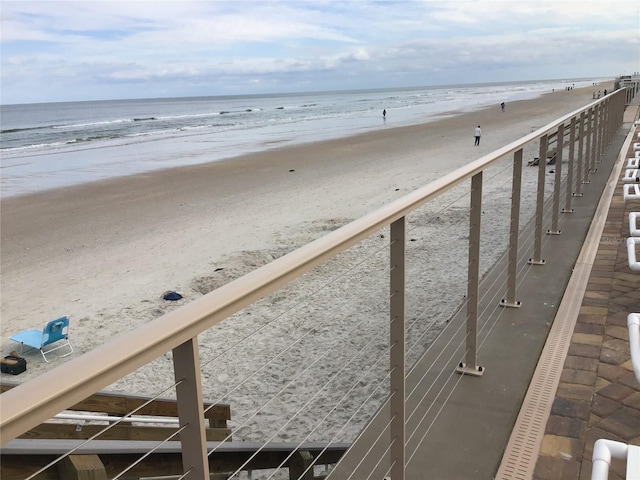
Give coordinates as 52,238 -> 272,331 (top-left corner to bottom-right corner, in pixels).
575,111 -> 585,195
548,124 -> 564,235
602,95 -> 613,148
563,117 -> 576,212
173,339 -> 209,479
600,98 -> 608,154
456,172 -> 484,376
500,149 -> 523,308
390,217 -> 406,480
583,108 -> 592,183
529,134 -> 547,265
590,103 -> 599,173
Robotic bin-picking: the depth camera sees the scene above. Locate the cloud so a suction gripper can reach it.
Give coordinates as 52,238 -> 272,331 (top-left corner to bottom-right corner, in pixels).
1,0 -> 638,104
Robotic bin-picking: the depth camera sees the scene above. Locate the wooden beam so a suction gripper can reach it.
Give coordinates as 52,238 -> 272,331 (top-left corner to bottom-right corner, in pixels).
16,423 -> 232,442
0,383 -> 230,424
58,455 -> 107,480
1,440 -> 349,480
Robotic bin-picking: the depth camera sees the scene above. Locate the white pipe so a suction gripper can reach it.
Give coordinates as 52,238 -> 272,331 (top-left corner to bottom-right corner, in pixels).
628,237 -> 640,272
53,413 -> 179,425
631,212 -> 640,236
629,313 -> 640,384
624,184 -> 640,202
623,169 -> 640,183
591,439 -> 628,480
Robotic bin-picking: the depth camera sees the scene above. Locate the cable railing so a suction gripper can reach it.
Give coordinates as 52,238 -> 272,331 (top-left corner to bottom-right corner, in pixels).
0,89 -> 628,480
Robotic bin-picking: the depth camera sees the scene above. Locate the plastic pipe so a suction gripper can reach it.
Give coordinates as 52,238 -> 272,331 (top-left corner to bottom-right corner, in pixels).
624,184 -> 640,202
53,413 -> 179,424
631,212 -> 640,236
628,237 -> 640,272
591,438 -> 628,480
629,313 -> 640,384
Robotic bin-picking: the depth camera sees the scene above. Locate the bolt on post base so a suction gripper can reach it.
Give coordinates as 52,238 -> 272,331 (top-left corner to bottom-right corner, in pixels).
528,258 -> 546,265
500,299 -> 522,308
456,362 -> 485,377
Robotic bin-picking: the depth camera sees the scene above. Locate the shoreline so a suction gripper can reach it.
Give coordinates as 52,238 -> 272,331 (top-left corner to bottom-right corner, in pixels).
0,82 -> 612,384
1,81 -> 607,201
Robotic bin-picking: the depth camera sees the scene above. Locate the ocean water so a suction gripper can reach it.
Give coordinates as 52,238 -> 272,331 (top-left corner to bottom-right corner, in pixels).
0,79 -> 599,197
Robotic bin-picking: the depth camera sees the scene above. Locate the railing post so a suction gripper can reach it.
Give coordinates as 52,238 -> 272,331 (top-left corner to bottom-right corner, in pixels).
456,172 -> 484,376
563,117 -> 576,212
500,149 -> 523,308
529,134 -> 547,265
290,451 -> 314,480
575,111 -> 585,195
611,93 -> 619,140
548,124 -> 564,235
173,338 -> 209,479
590,103 -> 599,173
599,98 -> 608,154
390,217 -> 406,480
601,98 -> 609,149
583,108 -> 592,183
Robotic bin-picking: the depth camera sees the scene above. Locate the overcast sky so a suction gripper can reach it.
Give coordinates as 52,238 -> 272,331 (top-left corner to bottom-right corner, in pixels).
1,0 -> 638,105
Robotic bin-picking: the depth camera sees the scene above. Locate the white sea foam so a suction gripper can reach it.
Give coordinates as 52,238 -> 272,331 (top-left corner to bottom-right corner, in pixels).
0,78 -> 605,197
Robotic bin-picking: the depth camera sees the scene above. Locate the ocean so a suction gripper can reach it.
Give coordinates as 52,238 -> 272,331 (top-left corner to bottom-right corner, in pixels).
0,78 -> 600,197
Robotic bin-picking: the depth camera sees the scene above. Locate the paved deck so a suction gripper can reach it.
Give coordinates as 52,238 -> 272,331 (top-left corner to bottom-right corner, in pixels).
532,123 -> 640,479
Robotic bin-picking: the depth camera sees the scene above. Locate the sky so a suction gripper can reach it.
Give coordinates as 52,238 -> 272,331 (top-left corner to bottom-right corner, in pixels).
1,0 -> 639,105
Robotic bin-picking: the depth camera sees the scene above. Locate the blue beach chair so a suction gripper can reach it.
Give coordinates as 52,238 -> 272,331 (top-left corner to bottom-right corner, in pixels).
10,316 -> 73,363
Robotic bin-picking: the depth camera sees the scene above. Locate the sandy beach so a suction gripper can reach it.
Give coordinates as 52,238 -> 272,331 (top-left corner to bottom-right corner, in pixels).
0,82 -> 612,444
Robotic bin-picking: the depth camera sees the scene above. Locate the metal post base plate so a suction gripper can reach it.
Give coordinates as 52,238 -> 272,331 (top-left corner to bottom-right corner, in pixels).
456,362 -> 485,376
500,299 -> 522,308
528,258 -> 546,265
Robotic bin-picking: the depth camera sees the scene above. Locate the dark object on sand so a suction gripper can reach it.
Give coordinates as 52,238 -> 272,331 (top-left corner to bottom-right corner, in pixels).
162,291 -> 183,301
1,352 -> 26,375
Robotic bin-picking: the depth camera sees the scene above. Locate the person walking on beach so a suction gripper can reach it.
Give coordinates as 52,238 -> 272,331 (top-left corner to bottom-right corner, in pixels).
501,102 -> 505,112
474,125 -> 482,146
383,109 -> 386,119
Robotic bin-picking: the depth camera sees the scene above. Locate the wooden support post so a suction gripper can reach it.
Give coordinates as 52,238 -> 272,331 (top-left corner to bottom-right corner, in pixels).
58,455 -> 107,480
290,450 -> 314,480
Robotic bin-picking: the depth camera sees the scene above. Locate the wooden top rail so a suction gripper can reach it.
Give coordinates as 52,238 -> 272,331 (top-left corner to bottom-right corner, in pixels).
0,439 -> 350,480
